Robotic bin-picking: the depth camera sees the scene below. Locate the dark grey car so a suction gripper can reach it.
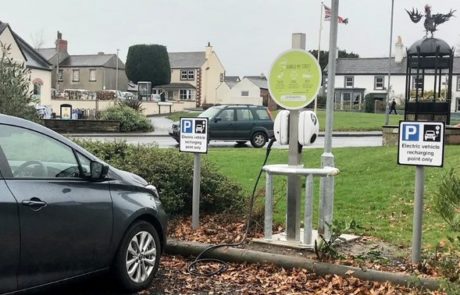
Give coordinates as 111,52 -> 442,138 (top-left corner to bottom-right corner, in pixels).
169,105 -> 274,148
0,114 -> 167,294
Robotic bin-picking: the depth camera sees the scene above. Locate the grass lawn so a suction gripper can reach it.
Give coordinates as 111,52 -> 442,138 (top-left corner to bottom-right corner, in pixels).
167,112 -> 199,122
203,145 -> 460,249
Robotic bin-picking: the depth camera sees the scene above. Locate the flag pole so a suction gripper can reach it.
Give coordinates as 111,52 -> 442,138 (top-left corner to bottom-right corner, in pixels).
384,0 -> 395,125
315,1 -> 324,113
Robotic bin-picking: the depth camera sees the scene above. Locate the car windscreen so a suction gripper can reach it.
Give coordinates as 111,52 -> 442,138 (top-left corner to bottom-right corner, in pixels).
198,107 -> 222,119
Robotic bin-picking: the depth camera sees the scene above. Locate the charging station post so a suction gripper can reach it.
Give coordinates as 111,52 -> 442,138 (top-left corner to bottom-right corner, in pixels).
179,117 -> 209,230
268,34 -> 322,242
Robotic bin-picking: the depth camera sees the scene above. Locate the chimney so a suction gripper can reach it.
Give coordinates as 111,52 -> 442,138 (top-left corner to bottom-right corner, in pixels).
291,33 -> 306,49
55,31 -> 68,53
97,52 -> 105,55
394,36 -> 405,64
205,42 -> 212,59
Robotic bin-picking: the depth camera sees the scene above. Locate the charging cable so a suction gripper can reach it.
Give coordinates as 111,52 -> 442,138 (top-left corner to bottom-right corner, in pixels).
188,137 -> 277,276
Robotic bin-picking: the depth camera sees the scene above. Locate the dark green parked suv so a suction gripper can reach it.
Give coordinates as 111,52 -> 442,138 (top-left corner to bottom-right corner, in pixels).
169,105 -> 274,148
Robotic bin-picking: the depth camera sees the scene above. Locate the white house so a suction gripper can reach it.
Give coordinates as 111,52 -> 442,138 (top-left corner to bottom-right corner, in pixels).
216,75 -> 276,108
334,37 -> 460,113
0,21 -> 52,106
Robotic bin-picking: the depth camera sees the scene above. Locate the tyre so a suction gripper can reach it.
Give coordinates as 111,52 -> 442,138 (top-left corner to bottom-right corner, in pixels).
250,132 -> 267,148
236,141 -> 247,145
114,221 -> 161,292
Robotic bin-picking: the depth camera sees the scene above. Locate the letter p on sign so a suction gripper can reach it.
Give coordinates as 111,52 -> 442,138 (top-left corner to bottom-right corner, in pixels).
182,120 -> 193,133
402,124 -> 419,141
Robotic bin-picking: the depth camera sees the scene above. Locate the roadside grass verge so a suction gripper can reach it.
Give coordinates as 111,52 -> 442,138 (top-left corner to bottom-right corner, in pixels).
204,145 -> 460,248
167,111 -> 199,122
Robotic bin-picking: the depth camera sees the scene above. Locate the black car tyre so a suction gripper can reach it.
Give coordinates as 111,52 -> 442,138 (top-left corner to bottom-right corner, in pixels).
250,132 -> 267,148
114,221 -> 161,292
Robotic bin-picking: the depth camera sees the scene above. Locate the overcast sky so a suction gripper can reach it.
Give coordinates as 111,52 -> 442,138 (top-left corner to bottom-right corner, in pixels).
2,0 -> 460,76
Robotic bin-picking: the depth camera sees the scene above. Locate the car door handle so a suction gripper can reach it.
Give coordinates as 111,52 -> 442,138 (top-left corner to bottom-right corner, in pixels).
22,198 -> 47,211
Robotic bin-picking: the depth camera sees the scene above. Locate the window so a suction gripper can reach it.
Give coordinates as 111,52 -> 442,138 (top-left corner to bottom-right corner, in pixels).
255,109 -> 270,120
241,91 -> 249,96
236,109 -> 254,121
343,92 -> 351,101
180,69 -> 195,80
457,77 -> 460,91
344,76 -> 354,88
72,69 -> 80,82
89,69 -> 96,82
0,125 -> 81,179
179,89 -> 193,100
374,76 -> 384,90
58,69 -> 63,82
216,109 -> 234,121
33,83 -> 41,96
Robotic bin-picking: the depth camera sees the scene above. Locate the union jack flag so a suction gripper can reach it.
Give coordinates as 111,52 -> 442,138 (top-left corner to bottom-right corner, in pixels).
324,4 -> 348,24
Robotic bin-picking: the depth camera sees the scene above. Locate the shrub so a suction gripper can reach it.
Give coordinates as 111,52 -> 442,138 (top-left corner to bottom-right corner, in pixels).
118,98 -> 143,112
433,168 -> 460,231
77,141 -> 245,216
100,105 -> 152,132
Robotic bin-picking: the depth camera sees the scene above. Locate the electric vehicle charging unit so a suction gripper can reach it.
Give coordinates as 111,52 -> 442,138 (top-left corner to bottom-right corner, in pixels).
262,164 -> 339,248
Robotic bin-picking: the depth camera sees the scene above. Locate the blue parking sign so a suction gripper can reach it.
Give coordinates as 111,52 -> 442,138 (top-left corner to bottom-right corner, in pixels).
401,124 -> 419,141
181,120 -> 193,133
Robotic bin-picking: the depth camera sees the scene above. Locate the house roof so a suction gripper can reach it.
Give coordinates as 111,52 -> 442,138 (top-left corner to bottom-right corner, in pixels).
336,57 -> 460,75
36,48 -> 57,60
168,52 -> 206,68
60,54 -> 125,69
223,76 -> 240,88
245,76 -> 268,89
13,33 -> 51,71
0,21 -> 7,34
155,82 -> 196,90
0,20 -> 51,71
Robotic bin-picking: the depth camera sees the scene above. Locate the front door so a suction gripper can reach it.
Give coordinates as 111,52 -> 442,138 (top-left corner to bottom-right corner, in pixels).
0,125 -> 112,289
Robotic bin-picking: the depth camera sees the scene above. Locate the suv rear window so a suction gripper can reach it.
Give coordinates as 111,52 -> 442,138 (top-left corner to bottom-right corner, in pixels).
236,109 -> 254,121
255,109 -> 270,120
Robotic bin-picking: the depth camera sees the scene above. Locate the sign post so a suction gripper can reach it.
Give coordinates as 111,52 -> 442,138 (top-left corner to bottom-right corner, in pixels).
268,47 -> 322,241
398,121 -> 445,263
179,117 -> 209,229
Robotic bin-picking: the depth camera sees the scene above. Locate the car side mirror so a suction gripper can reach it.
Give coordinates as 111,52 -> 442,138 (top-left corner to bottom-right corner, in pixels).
90,161 -> 109,180
214,117 -> 222,123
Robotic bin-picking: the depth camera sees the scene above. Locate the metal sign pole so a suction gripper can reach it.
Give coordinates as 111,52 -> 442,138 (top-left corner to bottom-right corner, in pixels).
411,165 -> 424,264
319,0 -> 339,240
192,153 -> 201,229
286,33 -> 306,241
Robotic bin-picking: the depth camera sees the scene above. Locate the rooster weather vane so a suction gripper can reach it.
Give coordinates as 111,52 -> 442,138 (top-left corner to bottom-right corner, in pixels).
406,5 -> 455,38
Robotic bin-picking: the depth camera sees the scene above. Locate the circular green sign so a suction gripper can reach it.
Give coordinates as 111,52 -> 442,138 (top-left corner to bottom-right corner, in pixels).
268,49 -> 322,110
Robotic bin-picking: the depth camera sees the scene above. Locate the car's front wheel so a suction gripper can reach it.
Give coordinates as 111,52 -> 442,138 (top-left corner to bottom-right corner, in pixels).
114,221 -> 161,292
250,132 -> 267,148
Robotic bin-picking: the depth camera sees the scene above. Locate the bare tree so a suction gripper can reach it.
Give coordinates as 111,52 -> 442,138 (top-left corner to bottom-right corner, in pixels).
30,29 -> 45,49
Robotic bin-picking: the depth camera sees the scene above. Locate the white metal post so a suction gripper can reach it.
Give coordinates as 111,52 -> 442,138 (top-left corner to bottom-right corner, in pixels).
264,173 -> 273,240
286,33 -> 306,241
319,0 -> 339,240
411,166 -> 424,264
192,153 -> 201,229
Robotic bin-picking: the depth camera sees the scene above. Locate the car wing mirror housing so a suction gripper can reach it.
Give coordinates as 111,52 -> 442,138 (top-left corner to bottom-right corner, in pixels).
90,161 -> 109,180
214,117 -> 222,123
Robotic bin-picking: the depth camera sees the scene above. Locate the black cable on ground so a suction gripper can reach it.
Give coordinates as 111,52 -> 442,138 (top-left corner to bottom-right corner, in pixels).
188,138 -> 276,276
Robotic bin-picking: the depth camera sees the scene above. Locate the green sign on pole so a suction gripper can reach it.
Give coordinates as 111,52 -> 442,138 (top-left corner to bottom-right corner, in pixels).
268,49 -> 322,110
